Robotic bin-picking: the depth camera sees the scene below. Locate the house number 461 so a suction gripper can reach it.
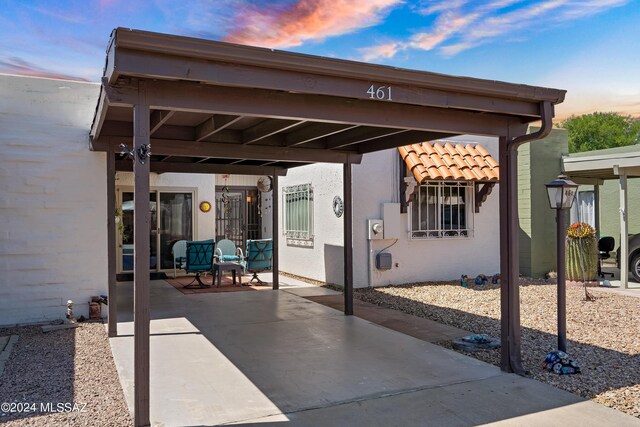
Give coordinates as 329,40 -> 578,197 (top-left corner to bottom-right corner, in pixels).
367,85 -> 392,100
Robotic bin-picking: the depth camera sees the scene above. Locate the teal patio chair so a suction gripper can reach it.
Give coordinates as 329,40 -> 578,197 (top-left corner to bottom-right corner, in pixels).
245,239 -> 273,285
171,240 -> 188,278
180,239 -> 215,288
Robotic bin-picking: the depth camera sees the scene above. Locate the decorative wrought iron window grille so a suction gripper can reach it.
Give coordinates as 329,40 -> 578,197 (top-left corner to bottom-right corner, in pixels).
409,181 -> 474,239
283,183 -> 314,240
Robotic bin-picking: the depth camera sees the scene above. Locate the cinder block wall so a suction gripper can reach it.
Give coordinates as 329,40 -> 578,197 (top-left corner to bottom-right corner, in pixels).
0,75 -> 105,325
518,128 -> 568,278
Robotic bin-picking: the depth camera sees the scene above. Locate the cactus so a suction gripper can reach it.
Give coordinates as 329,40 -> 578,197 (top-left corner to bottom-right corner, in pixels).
566,222 -> 598,282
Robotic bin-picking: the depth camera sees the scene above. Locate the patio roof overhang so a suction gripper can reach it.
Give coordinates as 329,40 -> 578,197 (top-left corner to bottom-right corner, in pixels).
90,28 -> 566,427
90,28 -> 565,174
563,145 -> 640,181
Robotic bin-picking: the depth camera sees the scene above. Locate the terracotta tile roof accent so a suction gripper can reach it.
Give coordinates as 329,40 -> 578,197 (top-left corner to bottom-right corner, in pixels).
398,141 -> 499,184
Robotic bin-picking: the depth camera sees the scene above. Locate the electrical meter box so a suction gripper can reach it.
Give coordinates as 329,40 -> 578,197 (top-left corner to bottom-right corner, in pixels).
368,219 -> 384,240
376,252 -> 392,270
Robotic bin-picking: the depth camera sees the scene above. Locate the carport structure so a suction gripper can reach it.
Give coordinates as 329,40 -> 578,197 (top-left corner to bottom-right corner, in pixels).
563,145 -> 640,288
90,28 -> 565,426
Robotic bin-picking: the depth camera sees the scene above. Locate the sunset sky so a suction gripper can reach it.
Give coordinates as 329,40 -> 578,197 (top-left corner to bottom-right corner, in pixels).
1,0 -> 638,120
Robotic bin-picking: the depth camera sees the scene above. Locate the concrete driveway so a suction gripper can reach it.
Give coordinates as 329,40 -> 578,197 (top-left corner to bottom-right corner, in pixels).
109,279 -> 639,426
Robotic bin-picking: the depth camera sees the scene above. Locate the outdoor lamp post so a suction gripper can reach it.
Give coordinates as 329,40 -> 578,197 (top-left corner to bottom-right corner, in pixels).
546,174 -> 578,352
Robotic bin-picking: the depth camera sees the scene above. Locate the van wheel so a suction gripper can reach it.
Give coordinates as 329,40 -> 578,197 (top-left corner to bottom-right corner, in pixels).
632,253 -> 640,283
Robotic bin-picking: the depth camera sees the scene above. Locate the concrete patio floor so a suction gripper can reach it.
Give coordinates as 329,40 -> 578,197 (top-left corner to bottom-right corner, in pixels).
109,278 -> 640,426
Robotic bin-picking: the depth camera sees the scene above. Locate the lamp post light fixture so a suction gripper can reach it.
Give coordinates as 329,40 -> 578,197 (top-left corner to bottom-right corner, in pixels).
545,174 -> 578,352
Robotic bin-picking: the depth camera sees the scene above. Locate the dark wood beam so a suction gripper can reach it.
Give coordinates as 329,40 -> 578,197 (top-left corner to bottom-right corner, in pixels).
111,39 -> 558,116
104,80 -> 515,137
195,114 -> 244,142
242,119 -> 305,144
115,159 -> 288,175
150,109 -> 175,135
91,86 -> 108,139
358,131 -> 458,153
285,123 -> 359,147
327,128 -> 409,149
101,120 -> 245,144
96,137 -> 363,164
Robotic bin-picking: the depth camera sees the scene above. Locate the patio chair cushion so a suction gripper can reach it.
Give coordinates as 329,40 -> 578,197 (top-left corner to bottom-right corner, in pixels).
246,239 -> 273,272
184,239 -> 215,272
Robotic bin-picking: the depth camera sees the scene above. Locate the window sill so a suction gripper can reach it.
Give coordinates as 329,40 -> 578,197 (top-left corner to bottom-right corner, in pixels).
410,231 -> 474,240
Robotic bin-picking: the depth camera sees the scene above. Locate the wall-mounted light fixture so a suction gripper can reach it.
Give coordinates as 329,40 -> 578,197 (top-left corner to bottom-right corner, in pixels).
119,143 -> 152,165
199,201 -> 212,213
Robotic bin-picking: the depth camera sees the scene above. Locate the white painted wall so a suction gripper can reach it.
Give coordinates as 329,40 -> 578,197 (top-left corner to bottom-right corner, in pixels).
278,164 -> 344,284
278,135 -> 501,287
0,75 -> 105,324
116,172 -> 216,242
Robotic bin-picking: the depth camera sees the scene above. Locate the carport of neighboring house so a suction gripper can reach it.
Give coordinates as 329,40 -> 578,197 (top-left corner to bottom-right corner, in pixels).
90,28 -> 566,426
563,144 -> 640,288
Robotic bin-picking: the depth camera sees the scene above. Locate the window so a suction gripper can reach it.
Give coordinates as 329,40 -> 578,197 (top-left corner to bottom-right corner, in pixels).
410,181 -> 473,239
283,183 -> 314,241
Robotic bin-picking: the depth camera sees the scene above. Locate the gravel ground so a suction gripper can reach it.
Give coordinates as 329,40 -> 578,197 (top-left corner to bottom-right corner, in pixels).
355,280 -> 640,418
0,322 -> 132,426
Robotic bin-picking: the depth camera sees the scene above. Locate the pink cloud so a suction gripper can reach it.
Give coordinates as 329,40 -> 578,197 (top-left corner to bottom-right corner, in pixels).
224,0 -> 402,48
360,42 -> 402,62
0,58 -> 88,82
409,11 -> 475,50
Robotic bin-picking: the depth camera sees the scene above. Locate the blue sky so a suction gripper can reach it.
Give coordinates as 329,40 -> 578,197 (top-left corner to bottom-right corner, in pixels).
1,0 -> 638,119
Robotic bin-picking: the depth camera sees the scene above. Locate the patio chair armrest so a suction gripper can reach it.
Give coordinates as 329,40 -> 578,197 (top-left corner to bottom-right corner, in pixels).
237,248 -> 244,258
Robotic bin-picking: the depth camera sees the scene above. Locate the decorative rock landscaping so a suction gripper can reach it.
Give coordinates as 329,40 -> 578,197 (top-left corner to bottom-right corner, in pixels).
355,279 -> 640,418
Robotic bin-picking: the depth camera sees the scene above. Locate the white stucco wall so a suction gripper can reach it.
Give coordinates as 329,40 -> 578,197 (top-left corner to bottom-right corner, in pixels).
115,172 -> 216,242
0,75 -> 106,324
278,136 -> 501,287
278,164 -> 345,283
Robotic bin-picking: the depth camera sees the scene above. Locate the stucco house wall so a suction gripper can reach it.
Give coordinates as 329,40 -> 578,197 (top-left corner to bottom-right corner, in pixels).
278,135 -> 501,287
0,75 -> 106,325
517,128 -> 568,278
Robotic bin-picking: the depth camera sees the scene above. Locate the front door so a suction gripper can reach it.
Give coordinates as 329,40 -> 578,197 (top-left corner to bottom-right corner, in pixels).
118,190 -> 193,272
215,187 -> 260,250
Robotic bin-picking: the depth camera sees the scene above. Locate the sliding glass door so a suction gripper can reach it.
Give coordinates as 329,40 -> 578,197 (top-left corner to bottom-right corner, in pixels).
118,190 -> 193,272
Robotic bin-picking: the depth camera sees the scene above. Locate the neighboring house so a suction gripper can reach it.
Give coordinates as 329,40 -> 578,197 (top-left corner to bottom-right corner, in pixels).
565,145 -> 640,248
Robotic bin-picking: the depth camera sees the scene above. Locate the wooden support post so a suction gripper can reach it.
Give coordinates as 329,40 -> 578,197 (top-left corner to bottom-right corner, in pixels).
107,150 -> 117,337
272,175 -> 279,290
498,136 -> 524,375
619,170 -> 628,289
343,159 -> 354,316
133,98 -> 151,427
